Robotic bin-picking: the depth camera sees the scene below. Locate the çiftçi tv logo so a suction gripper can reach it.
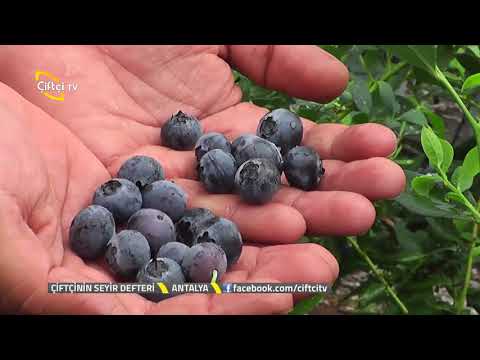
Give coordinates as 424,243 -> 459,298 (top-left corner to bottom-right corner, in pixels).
35,70 -> 79,102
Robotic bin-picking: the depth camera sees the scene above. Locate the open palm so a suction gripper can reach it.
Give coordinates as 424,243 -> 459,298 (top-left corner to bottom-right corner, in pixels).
0,45 -> 405,314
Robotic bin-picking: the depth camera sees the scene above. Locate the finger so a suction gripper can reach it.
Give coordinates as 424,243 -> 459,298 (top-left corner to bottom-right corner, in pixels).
273,188 -> 376,236
319,158 -> 406,200
230,244 -> 338,303
222,45 -> 349,102
176,179 -> 307,244
177,177 -> 376,237
202,103 -> 397,160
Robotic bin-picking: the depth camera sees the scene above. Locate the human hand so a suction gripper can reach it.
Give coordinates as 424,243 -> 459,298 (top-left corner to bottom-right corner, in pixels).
0,45 -> 405,314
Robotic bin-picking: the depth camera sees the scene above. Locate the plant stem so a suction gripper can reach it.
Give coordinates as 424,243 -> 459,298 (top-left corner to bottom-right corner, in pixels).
455,202 -> 479,314
438,170 -> 480,222
435,67 -> 480,156
346,236 -> 409,314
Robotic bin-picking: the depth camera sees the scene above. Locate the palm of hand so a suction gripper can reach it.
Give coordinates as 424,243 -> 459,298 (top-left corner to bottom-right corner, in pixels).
0,45 -> 405,314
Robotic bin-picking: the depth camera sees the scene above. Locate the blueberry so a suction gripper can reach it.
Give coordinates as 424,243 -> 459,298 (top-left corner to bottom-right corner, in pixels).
92,178 -> 142,224
127,209 -> 176,256
231,134 -> 283,170
157,242 -> 189,265
195,218 -> 243,267
257,108 -> 303,155
117,155 -> 165,190
181,243 -> 227,283
234,158 -> 281,204
195,132 -> 232,161
284,146 -> 325,191
141,180 -> 188,222
69,205 -> 115,260
175,208 -> 218,246
198,149 -> 237,194
137,257 -> 185,302
161,111 -> 203,150
105,230 -> 151,279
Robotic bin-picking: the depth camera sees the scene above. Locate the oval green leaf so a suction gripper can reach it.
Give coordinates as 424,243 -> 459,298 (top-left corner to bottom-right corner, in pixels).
421,126 -> 444,168
378,81 -> 397,118
439,139 -> 454,173
351,80 -> 372,114
461,73 -> 480,93
412,175 -> 439,197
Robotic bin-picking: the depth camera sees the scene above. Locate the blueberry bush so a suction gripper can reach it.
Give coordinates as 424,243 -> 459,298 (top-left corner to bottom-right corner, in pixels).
234,45 -> 480,315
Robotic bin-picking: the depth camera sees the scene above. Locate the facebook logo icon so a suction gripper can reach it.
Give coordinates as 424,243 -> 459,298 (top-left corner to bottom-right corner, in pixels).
222,283 -> 232,293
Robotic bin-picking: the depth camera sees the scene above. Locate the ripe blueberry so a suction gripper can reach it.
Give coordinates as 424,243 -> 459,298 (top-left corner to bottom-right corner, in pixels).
141,180 -> 188,222
92,178 -> 142,224
195,132 -> 232,161
69,205 -> 115,260
137,257 -> 185,302
127,208 -> 176,256
181,242 -> 227,283
198,149 -> 237,194
284,146 -> 325,191
234,158 -> 281,204
231,134 -> 283,171
257,108 -> 303,155
161,111 -> 203,150
175,208 -> 218,246
105,230 -> 151,279
117,155 -> 165,190
157,242 -> 189,265
195,217 -> 243,267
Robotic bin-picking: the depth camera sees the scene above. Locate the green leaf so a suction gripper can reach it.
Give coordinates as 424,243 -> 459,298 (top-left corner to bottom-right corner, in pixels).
437,45 -> 456,70
462,73 -> 480,93
319,45 -> 352,61
439,139 -> 454,172
412,175 -> 440,197
395,192 -> 470,220
400,109 -> 428,126
454,148 -> 480,192
377,81 -> 397,118
473,246 -> 480,259
382,45 -> 437,74
445,192 -> 465,205
423,109 -> 446,139
351,80 -> 372,114
421,126 -> 444,168
467,45 -> 480,58
288,293 -> 325,315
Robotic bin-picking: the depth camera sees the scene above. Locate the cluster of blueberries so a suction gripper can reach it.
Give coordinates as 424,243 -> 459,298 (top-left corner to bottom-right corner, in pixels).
69,109 -> 324,302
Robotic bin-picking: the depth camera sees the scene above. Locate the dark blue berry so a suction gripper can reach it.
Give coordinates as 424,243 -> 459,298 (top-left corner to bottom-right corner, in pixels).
105,230 -> 151,279
198,149 -> 237,194
284,146 -> 325,191
161,111 -> 203,150
257,108 -> 303,155
181,243 -> 227,283
195,217 -> 243,267
117,155 -> 165,190
195,132 -> 232,161
137,257 -> 185,302
234,158 -> 281,204
141,180 -> 187,222
157,242 -> 189,265
127,208 -> 176,256
92,178 -> 142,224
175,208 -> 218,246
231,134 -> 283,171
69,205 -> 115,260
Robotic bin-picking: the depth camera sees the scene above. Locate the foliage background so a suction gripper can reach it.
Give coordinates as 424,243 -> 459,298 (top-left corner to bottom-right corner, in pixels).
233,45 -> 480,315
